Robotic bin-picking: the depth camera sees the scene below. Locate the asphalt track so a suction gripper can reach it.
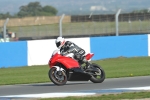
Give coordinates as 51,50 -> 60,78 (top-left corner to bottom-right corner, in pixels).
0,76 -> 150,99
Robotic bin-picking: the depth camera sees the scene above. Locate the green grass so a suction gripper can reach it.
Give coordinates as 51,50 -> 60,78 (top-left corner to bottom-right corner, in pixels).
0,65 -> 50,85
41,91 -> 150,100
93,56 -> 150,78
0,57 -> 150,85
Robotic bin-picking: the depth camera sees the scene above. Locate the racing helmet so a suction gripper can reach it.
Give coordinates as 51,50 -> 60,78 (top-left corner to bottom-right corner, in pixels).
55,37 -> 65,49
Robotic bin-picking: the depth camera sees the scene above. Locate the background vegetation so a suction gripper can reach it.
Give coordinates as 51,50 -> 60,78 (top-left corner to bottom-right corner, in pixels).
0,2 -> 58,19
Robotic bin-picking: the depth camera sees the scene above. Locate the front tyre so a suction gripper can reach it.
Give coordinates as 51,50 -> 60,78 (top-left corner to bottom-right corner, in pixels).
48,67 -> 67,86
90,63 -> 105,83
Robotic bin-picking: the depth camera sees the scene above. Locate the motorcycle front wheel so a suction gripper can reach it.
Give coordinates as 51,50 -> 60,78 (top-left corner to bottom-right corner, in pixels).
48,67 -> 67,86
90,63 -> 105,83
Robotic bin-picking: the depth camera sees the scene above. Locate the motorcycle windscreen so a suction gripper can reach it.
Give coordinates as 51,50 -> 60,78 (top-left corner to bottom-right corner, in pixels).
58,57 -> 80,69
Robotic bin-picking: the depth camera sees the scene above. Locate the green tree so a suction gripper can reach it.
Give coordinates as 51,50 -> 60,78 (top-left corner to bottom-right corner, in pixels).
42,5 -> 58,15
132,9 -> 149,13
0,12 -> 12,19
27,2 -> 42,16
17,1 -> 58,17
18,5 -> 29,17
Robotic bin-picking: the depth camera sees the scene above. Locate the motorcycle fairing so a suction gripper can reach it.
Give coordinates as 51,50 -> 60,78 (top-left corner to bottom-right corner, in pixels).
49,53 -> 80,69
86,53 -> 94,60
67,68 -> 91,81
57,57 -> 80,69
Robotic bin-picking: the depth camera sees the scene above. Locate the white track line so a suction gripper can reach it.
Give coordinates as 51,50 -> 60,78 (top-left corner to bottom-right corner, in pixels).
0,86 -> 150,98
0,93 -> 96,98
115,86 -> 150,90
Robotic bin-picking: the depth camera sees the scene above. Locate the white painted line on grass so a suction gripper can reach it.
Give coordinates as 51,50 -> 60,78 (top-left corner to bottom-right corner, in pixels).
0,86 -> 150,98
0,93 -> 96,98
115,86 -> 150,91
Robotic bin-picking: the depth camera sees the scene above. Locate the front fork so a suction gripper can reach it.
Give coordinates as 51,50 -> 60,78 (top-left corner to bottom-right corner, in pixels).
53,66 -> 66,79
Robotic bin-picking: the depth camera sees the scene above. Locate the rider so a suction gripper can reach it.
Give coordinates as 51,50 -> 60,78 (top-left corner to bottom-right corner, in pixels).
55,37 -> 89,65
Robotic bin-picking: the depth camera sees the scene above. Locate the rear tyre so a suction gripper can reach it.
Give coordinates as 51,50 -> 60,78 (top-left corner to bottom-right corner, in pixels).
48,67 -> 67,86
90,63 -> 105,83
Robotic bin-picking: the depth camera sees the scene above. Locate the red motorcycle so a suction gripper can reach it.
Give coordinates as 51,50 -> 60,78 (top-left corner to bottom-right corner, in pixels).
48,49 -> 105,85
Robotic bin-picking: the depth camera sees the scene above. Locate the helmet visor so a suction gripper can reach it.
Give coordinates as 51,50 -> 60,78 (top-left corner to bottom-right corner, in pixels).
56,42 -> 61,48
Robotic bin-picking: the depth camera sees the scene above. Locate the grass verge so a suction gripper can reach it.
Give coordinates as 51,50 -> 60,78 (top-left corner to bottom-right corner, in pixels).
0,57 -> 150,85
41,91 -> 150,100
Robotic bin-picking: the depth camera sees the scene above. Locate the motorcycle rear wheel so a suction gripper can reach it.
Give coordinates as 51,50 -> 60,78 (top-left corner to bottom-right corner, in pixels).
90,63 -> 105,83
49,67 -> 67,86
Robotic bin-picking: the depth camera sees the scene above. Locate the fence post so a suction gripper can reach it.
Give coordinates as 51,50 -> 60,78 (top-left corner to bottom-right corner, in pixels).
115,9 -> 121,36
3,18 -> 9,42
59,14 -> 65,37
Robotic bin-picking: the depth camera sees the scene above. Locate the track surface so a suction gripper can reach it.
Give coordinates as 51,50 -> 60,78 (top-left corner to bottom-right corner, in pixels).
0,76 -> 150,98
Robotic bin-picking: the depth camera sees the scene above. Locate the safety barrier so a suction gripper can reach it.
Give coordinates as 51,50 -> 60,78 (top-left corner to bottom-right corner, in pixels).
90,35 -> 148,60
0,34 -> 149,68
0,41 -> 27,67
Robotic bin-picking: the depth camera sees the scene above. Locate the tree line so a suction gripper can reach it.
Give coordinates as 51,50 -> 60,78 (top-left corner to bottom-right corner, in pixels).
0,2 -> 58,19
132,9 -> 150,13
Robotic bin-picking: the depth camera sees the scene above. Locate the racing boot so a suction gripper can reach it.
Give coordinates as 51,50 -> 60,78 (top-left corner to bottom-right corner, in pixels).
82,57 -> 90,69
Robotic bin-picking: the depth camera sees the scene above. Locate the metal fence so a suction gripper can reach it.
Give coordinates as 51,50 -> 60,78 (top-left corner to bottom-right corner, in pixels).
71,13 -> 150,22
71,13 -> 150,35
1,13 -> 150,40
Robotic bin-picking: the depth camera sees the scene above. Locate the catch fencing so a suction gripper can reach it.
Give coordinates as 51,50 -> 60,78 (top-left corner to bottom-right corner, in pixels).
0,13 -> 150,40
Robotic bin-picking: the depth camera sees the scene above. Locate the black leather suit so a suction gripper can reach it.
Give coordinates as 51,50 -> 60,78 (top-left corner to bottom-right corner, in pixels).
60,41 -> 85,61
